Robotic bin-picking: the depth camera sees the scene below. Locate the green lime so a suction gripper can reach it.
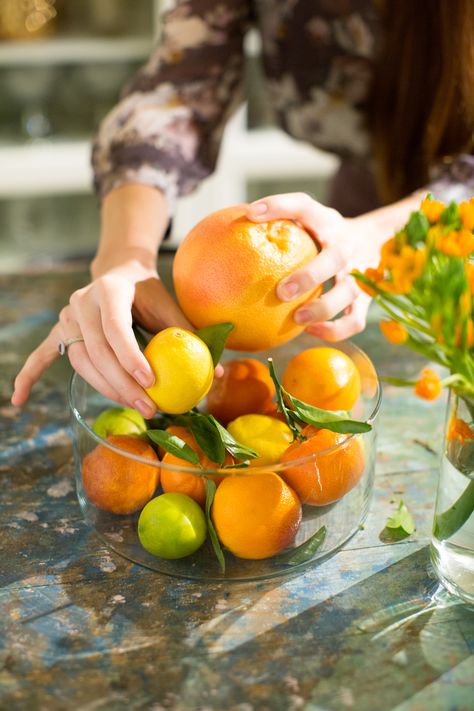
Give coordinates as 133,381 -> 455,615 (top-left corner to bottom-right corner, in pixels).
92,407 -> 147,439
138,493 -> 207,559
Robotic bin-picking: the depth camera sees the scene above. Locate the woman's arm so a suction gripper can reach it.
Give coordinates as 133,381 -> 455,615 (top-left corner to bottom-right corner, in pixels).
11,185 -> 191,416
13,0 -> 251,410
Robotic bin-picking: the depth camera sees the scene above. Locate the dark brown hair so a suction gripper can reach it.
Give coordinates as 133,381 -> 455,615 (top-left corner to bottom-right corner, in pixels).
371,0 -> 474,203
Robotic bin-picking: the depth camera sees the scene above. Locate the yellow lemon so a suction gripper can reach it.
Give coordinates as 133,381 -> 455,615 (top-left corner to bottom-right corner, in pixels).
227,414 -> 293,466
144,327 -> 214,414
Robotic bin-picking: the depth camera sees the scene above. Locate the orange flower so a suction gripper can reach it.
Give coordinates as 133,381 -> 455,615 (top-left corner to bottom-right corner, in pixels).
380,237 -> 400,270
421,197 -> 445,223
437,229 -> 474,257
458,228 -> 474,257
379,320 -> 408,344
357,267 -> 385,296
414,368 -> 442,400
385,246 -> 426,294
437,230 -> 461,256
448,416 -> 474,443
459,200 -> 474,231
466,262 -> 474,295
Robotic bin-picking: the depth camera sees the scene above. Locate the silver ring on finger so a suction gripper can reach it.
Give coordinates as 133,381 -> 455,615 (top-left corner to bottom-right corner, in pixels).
58,336 -> 85,356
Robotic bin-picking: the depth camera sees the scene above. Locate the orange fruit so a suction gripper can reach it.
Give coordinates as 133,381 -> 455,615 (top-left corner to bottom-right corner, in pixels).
212,472 -> 302,559
82,435 -> 160,514
206,358 -> 276,424
173,205 -> 322,351
279,425 -> 365,506
160,426 -> 233,507
282,347 -> 361,411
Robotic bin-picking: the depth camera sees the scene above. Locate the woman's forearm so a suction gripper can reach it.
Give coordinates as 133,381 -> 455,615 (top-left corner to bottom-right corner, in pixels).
354,189 -> 427,248
91,184 -> 169,278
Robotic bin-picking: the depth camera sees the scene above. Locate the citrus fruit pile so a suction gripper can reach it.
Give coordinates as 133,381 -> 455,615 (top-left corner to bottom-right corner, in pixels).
83,331 -> 366,564
80,205 -> 370,568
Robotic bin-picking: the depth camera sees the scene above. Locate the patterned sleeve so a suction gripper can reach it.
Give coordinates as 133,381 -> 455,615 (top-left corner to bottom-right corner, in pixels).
426,154 -> 474,203
91,0 -> 253,211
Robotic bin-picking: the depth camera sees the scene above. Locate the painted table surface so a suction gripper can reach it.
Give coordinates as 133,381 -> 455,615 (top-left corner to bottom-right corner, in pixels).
1,259 -> 473,711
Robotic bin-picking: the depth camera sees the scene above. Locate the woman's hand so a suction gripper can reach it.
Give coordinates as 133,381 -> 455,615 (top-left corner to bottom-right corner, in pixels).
11,260 -> 192,417
246,193 -> 381,341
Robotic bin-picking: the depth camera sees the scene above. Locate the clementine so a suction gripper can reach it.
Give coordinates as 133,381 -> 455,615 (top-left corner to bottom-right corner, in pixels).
212,472 -> 302,559
279,425 -> 365,506
172,205 -> 321,351
206,358 -> 276,424
82,435 -> 160,514
282,347 -> 361,411
160,426 -> 233,507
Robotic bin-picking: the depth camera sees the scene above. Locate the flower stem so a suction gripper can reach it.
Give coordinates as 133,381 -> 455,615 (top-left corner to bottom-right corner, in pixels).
433,479 -> 474,541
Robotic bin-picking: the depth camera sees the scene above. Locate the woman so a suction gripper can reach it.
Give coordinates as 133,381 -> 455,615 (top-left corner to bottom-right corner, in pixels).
12,0 -> 474,416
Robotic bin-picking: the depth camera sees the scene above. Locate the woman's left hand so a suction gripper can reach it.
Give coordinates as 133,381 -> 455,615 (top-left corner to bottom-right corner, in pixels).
246,193 -> 380,341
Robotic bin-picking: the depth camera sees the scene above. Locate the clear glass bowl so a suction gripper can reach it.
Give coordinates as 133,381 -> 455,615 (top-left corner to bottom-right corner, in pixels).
69,336 -> 381,581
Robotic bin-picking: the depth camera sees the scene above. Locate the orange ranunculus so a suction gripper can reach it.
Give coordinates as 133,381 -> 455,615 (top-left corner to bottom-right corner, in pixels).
448,416 -> 474,443
414,368 -> 442,401
384,246 -> 426,294
380,237 -> 400,270
437,230 -> 461,256
379,320 -> 408,345
466,262 -> 474,295
420,197 -> 445,223
357,267 -> 385,296
437,229 -> 474,257
459,200 -> 474,231
458,228 -> 474,257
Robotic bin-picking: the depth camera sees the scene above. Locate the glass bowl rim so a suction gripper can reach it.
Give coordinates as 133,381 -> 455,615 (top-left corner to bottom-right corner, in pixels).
68,341 -> 382,475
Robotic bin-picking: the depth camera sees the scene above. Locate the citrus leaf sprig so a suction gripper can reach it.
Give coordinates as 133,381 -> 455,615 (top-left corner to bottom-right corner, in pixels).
196,322 -> 234,366
148,411 -> 258,468
380,500 -> 415,542
147,429 -> 199,464
276,525 -> 327,566
205,479 -> 226,573
267,358 -> 372,437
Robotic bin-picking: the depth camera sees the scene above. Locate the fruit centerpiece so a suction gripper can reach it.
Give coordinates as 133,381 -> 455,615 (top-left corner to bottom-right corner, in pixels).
71,207 -> 381,580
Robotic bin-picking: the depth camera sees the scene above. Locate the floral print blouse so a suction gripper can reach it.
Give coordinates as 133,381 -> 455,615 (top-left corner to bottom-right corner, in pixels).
92,0 -> 474,215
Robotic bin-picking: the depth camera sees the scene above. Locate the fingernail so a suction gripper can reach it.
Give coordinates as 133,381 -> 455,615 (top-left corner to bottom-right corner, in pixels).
134,399 -> 156,418
134,368 -> 154,388
294,309 -> 313,325
278,280 -> 300,301
249,201 -> 267,216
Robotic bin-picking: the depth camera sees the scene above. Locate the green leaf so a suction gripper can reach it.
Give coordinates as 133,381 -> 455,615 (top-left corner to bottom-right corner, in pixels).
440,201 -> 460,225
207,415 -> 259,461
267,358 -> 302,439
184,413 -> 226,465
196,322 -> 234,367
406,210 -> 429,245
146,429 -> 200,465
277,526 -> 327,566
267,358 -> 371,436
205,479 -> 225,573
132,323 -> 150,351
385,500 -> 415,537
285,393 -> 372,434
221,462 -> 251,469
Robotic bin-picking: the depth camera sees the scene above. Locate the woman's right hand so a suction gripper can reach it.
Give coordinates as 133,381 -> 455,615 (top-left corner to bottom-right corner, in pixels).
11,260 -> 193,418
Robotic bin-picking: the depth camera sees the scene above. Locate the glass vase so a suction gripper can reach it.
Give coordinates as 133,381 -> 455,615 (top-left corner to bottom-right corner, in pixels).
430,389 -> 474,604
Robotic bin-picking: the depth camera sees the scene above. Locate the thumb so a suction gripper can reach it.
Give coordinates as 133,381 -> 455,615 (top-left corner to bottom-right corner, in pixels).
133,277 -> 193,333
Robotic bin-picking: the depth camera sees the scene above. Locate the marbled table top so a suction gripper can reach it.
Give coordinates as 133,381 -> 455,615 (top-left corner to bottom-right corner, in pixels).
0,259 -> 473,711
